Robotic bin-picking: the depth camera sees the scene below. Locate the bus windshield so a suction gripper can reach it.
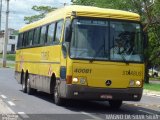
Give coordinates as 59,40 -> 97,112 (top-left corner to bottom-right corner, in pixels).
70,18 -> 144,62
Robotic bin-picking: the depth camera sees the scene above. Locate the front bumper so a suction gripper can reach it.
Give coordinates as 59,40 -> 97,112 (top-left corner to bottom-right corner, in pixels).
65,85 -> 143,101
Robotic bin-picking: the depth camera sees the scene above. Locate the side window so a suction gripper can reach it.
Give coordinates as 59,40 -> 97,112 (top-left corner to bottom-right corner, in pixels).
17,33 -> 23,49
47,23 -> 55,44
64,18 -> 71,42
23,32 -> 28,47
40,26 -> 47,45
33,28 -> 41,45
28,30 -> 34,46
55,20 -> 64,43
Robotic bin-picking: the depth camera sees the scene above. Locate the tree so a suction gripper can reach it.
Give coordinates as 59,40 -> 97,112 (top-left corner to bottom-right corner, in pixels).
24,6 -> 56,24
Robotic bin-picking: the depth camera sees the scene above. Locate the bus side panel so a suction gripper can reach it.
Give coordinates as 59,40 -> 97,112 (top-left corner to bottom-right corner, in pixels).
30,45 -> 61,93
15,45 -> 61,93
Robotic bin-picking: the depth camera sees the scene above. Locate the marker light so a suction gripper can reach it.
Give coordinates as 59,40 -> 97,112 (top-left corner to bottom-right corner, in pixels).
72,77 -> 78,83
66,75 -> 72,84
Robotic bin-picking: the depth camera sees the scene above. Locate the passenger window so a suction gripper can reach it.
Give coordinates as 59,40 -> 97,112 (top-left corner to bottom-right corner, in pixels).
64,18 -> 71,42
55,20 -> 64,43
40,26 -> 47,45
33,28 -> 41,45
28,30 -> 34,46
23,32 -> 28,47
17,34 -> 23,48
47,23 -> 55,44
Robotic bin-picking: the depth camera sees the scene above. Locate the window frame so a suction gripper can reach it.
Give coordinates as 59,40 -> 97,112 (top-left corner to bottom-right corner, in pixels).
54,20 -> 64,44
40,25 -> 47,45
17,19 -> 64,49
69,17 -> 144,63
46,22 -> 56,45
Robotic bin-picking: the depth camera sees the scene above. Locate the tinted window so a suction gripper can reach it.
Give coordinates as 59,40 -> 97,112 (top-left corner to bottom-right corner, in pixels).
17,34 -> 23,48
40,26 -> 47,45
70,19 -> 109,59
28,30 -> 34,46
23,32 -> 28,47
9,36 -> 16,39
110,21 -> 143,62
55,20 -> 64,43
47,23 -> 55,44
33,28 -> 41,45
64,19 -> 71,42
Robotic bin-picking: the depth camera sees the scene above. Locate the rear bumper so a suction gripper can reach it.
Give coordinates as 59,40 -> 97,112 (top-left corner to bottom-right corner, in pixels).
65,85 -> 143,101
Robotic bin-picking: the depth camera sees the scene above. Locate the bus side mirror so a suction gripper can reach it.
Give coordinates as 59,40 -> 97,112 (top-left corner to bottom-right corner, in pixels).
62,42 -> 69,58
65,25 -> 72,42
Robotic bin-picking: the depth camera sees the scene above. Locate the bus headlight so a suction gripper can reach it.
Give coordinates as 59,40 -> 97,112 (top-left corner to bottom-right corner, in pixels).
129,80 -> 135,86
72,77 -> 78,83
136,81 -> 141,86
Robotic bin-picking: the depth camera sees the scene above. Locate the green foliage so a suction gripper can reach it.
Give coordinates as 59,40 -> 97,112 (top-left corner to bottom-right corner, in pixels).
72,0 -> 96,6
24,6 -> 56,24
144,83 -> 160,91
0,54 -> 15,61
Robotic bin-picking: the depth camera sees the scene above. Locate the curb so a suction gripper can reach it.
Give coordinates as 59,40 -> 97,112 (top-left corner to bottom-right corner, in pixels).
143,89 -> 160,97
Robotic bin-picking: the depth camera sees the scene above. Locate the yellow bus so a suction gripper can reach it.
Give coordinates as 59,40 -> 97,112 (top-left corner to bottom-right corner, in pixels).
15,5 -> 146,108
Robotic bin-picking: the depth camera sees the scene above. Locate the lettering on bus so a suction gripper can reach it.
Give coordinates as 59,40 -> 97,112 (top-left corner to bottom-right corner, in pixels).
74,68 -> 92,74
122,70 -> 143,76
41,51 -> 49,60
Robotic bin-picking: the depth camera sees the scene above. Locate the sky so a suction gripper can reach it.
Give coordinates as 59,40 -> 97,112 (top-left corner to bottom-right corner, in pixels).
1,0 -> 71,31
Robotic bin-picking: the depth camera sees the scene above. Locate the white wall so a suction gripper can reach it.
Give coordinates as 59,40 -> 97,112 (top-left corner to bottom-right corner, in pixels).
0,35 -> 18,53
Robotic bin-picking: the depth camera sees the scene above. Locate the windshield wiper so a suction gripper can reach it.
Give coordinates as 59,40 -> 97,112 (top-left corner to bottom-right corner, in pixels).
119,52 -> 130,64
89,44 -> 105,63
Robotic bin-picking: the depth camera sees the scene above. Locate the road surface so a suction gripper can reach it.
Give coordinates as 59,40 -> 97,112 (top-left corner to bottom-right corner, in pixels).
0,68 -> 160,120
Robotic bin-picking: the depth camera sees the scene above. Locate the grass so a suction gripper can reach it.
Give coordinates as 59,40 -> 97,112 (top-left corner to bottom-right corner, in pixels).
0,54 -> 15,61
0,54 -> 15,68
149,77 -> 160,81
144,83 -> 160,92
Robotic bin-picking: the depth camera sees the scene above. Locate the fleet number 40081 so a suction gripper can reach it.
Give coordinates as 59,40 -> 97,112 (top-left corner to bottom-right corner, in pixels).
74,69 -> 92,74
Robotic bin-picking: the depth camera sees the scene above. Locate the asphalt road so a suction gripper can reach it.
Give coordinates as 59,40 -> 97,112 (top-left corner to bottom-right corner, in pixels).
0,68 -> 160,120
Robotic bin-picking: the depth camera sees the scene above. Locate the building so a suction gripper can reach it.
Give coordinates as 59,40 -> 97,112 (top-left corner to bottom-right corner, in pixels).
0,29 -> 18,54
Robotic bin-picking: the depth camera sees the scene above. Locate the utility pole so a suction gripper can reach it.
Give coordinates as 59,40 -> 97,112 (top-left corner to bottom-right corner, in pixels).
3,0 -> 10,67
0,0 -> 2,30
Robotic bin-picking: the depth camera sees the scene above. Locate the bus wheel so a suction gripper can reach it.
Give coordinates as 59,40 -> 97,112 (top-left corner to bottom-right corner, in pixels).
109,100 -> 122,109
22,73 -> 27,93
27,76 -> 35,95
54,84 -> 64,106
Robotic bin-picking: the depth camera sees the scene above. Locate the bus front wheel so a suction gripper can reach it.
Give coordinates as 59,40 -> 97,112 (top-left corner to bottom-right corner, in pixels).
26,75 -> 35,95
54,84 -> 64,106
109,100 -> 122,109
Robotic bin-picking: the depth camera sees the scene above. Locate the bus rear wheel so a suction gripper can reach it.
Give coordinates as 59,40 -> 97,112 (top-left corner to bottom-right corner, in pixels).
22,73 -> 27,93
109,100 -> 122,109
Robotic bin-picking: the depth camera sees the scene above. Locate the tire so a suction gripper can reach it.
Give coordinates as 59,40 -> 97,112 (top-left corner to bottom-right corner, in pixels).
109,100 -> 122,109
54,82 -> 64,106
26,74 -> 35,95
22,73 -> 27,93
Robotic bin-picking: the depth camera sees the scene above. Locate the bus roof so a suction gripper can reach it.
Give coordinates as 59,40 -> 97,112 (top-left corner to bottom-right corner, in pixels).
19,5 -> 140,33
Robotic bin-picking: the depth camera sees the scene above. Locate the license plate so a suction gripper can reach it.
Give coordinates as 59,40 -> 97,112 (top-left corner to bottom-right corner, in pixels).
100,95 -> 112,99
